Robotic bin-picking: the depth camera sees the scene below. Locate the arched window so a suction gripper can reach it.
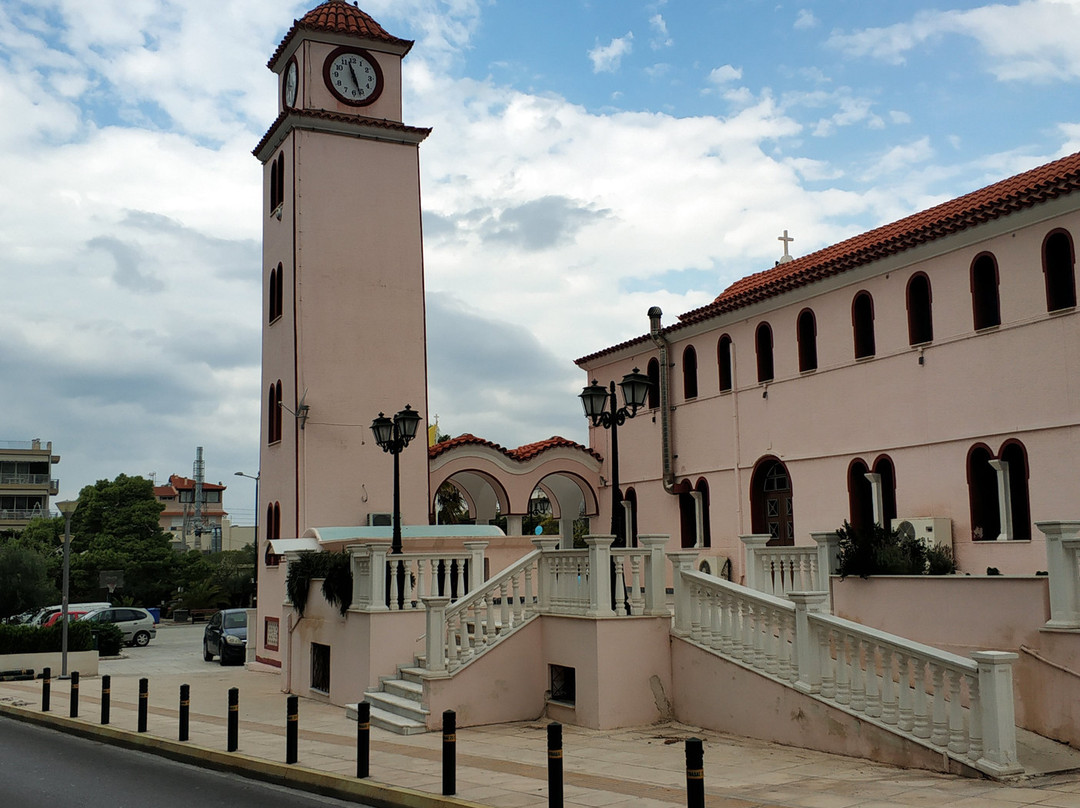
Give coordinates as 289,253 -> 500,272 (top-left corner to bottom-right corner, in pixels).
755,323 -> 774,383
717,335 -> 733,392
269,263 -> 284,324
999,440 -> 1031,541
682,345 -> 698,400
971,253 -> 1001,330
624,487 -> 638,547
906,273 -> 933,345
677,481 -> 696,548
270,153 -> 284,213
275,263 -> 284,321
646,358 -> 660,409
264,502 -> 282,566
796,309 -> 817,372
268,381 -> 282,444
967,444 -> 999,541
1044,229 -> 1076,312
852,291 -> 876,359
872,455 -> 898,527
750,457 -> 793,546
847,459 -> 873,532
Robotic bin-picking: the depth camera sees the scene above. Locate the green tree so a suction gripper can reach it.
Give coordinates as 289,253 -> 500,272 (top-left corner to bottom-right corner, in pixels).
0,542 -> 59,619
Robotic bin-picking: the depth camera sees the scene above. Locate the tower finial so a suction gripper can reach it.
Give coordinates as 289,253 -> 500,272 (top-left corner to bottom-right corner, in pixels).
778,230 -> 794,264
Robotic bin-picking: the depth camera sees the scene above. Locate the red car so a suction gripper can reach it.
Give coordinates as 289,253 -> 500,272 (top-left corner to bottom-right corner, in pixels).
42,610 -> 88,627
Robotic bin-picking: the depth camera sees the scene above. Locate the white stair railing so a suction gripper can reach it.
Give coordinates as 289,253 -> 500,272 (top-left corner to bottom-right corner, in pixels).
1037,521 -> 1080,629
348,541 -> 488,612
669,553 -> 1022,778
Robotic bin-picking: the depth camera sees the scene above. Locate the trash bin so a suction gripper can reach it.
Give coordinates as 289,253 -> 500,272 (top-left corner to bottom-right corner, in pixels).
147,607 -> 161,624
173,609 -> 190,623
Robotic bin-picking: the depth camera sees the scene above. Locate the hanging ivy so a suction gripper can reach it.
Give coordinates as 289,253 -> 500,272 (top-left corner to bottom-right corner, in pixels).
286,551 -> 352,616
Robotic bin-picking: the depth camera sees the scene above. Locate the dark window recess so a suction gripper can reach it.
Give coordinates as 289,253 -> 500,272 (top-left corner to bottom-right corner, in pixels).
1044,230 -> 1077,312
971,254 -> 1001,330
682,345 -> 698,399
797,310 -> 817,372
852,292 -> 876,359
311,643 -> 331,693
717,336 -> 733,392
550,664 -> 576,704
646,358 -> 660,409
755,323 -> 774,383
906,274 -> 933,345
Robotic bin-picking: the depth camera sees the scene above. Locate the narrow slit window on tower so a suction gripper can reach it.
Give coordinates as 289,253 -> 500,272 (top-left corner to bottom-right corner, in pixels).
796,309 -> 817,372
852,291 -> 876,359
755,323 -> 774,383
717,335 -> 733,392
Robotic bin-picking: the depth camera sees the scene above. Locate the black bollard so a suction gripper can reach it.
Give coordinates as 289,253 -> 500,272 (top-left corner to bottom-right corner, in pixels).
41,667 -> 51,712
547,722 -> 563,808
100,675 -> 111,725
227,687 -> 239,752
179,684 -> 190,741
356,701 -> 370,779
286,695 -> 298,764
137,678 -> 149,732
69,671 -> 79,718
685,737 -> 704,808
442,709 -> 456,796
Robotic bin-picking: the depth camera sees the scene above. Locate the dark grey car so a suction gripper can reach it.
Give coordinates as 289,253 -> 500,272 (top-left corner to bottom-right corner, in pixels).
203,609 -> 247,665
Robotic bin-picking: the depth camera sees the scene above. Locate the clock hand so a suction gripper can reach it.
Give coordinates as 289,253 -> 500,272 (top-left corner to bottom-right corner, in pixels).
348,61 -> 362,94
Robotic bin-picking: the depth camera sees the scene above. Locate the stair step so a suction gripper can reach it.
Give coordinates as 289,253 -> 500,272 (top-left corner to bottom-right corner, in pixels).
364,689 -> 430,722
346,702 -> 428,735
400,666 -> 426,685
383,677 -> 423,702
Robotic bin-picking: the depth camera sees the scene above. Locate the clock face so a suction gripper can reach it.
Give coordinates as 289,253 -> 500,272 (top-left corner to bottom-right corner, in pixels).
283,59 -> 298,109
324,46 -> 383,107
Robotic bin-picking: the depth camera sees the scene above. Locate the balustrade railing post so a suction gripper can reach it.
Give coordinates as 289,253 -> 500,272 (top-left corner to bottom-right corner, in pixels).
789,591 -> 828,694
348,544 -> 371,610
423,596 -> 451,673
532,538 -> 559,612
971,651 -> 1023,776
667,551 -> 698,635
1036,521 -> 1080,629
811,531 -> 839,603
368,543 -> 391,612
463,541 -> 489,592
740,534 -> 770,592
639,535 -> 670,615
584,535 -> 615,617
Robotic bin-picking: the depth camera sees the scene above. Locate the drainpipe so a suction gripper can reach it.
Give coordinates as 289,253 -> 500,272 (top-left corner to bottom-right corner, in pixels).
648,307 -> 677,496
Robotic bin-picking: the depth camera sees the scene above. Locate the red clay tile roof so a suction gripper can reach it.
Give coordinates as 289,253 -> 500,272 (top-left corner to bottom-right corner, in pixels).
253,108 -> 432,157
429,434 -> 601,463
167,474 -> 225,491
577,149 -> 1080,365
269,1 -> 412,68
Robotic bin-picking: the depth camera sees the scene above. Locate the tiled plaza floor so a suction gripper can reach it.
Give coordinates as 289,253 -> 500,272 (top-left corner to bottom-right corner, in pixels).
2,664 -> 1079,808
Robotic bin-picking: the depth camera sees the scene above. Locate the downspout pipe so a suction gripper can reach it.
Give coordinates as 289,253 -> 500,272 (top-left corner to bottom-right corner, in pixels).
648,307 -> 677,495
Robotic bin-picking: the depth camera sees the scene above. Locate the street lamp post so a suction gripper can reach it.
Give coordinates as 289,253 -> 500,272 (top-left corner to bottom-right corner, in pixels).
371,405 -> 423,608
579,368 -> 651,548
234,471 -> 260,607
55,499 -> 79,679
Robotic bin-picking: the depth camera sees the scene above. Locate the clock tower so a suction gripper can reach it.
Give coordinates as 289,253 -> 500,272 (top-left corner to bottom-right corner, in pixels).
253,1 -> 432,580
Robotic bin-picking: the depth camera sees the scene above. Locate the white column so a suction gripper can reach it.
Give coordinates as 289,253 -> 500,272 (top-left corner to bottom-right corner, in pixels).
639,534 -> 670,615
584,535 -> 615,617
622,499 -> 635,544
532,536 -> 560,612
367,543 -> 390,612
558,517 -> 574,549
667,550 -> 699,635
463,540 -> 489,590
988,460 -> 1013,542
789,591 -> 829,694
422,596 -> 451,674
347,544 -> 370,610
1036,521 -> 1080,628
740,534 -> 770,591
863,472 -> 884,527
971,651 -> 1023,776
505,515 -> 524,537
811,531 -> 839,594
690,491 -> 704,548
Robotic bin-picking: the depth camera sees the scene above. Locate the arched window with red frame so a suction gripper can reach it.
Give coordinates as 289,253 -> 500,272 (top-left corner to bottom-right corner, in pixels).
1044,229 -> 1076,312
971,252 -> 1001,330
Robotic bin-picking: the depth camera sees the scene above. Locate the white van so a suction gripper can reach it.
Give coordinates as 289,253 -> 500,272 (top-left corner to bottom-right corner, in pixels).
33,602 -> 112,626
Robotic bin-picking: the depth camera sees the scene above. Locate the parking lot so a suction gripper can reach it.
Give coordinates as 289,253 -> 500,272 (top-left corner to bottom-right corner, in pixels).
99,620 -> 223,677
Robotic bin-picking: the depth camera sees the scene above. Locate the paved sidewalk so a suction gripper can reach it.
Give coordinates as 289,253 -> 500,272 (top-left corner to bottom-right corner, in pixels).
1,665 -> 1079,808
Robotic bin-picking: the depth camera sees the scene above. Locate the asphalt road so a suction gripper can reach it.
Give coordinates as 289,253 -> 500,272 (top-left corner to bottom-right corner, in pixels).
0,717 -> 375,808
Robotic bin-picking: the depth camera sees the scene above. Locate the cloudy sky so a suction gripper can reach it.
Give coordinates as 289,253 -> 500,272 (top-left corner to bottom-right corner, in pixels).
3,0 -> 1079,521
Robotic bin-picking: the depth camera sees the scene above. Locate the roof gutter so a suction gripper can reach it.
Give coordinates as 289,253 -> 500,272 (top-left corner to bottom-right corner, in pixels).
648,307 -> 677,495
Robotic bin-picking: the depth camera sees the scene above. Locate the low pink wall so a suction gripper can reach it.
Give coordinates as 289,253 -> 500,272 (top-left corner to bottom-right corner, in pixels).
831,575 -> 1080,747
671,638 -> 971,775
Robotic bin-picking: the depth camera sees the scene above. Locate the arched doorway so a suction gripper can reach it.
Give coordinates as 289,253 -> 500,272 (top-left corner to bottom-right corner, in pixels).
751,457 -> 794,546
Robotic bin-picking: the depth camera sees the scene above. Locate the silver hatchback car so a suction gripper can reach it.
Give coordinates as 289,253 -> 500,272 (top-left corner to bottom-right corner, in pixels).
80,607 -> 157,647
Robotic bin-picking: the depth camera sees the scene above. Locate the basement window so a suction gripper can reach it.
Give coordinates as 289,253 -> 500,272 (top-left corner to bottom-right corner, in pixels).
311,643 -> 330,694
549,664 -> 576,705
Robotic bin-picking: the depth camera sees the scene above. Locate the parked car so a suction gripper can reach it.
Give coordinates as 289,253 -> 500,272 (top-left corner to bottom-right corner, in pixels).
80,607 -> 156,647
32,602 -> 112,626
42,610 -> 89,628
203,609 -> 247,666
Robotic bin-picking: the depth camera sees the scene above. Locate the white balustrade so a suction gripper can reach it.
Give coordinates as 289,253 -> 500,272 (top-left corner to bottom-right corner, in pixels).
1036,521 -> 1080,629
347,542 -> 486,612
671,563 -> 1022,777
741,534 -> 833,598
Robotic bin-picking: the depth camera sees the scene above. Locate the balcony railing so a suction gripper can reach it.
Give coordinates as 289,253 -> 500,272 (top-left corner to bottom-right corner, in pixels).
0,508 -> 50,522
0,440 -> 51,451
0,473 -> 55,486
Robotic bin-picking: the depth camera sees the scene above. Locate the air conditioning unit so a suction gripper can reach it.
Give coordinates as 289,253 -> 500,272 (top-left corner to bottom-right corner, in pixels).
893,517 -> 952,549
367,512 -> 392,527
697,555 -> 732,580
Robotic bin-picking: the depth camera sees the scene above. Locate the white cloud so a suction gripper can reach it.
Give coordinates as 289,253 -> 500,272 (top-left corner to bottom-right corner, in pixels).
828,0 -> 1080,81
708,64 -> 743,85
794,9 -> 819,30
589,32 -> 634,74
649,14 -> 673,49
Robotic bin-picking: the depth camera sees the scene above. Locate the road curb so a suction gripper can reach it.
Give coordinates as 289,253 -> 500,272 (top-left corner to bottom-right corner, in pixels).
0,701 -> 488,808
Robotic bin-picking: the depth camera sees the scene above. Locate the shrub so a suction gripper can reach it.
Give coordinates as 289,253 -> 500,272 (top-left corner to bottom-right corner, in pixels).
286,551 -> 352,616
836,521 -> 955,578
93,624 -> 124,656
0,621 -> 95,654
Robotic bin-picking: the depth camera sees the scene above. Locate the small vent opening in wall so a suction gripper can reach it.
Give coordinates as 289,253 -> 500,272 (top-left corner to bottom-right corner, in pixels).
550,664 -> 576,705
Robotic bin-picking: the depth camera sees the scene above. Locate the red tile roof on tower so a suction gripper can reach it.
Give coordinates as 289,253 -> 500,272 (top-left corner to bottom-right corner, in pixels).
576,149 -> 1080,365
430,434 -> 602,463
269,0 -> 412,67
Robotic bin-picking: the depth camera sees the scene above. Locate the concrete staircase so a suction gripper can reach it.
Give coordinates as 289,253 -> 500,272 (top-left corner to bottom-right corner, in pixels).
346,662 -> 429,735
